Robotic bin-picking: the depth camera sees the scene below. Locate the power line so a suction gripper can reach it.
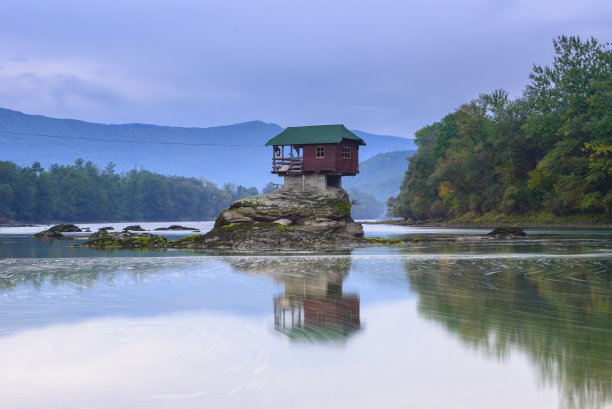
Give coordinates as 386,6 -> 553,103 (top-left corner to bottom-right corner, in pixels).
0,129 -> 265,147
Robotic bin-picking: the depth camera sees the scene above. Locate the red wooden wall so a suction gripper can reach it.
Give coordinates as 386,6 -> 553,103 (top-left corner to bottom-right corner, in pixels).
302,140 -> 360,174
303,296 -> 360,330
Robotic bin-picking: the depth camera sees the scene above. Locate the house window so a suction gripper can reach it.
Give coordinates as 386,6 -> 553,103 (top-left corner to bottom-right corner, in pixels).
317,312 -> 326,327
344,311 -> 352,323
316,146 -> 325,158
342,146 -> 351,159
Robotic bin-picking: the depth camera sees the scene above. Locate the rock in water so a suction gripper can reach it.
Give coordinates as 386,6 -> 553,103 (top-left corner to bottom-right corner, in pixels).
89,230 -> 134,241
172,187 -> 366,250
218,187 -> 363,237
49,224 -> 82,232
33,230 -> 64,239
34,223 -> 82,239
486,226 -> 526,238
154,225 -> 199,231
123,225 -> 145,231
83,230 -> 167,248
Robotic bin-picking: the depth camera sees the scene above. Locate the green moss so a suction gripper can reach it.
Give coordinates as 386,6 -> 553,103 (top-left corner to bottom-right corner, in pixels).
331,198 -> 352,217
216,221 -> 295,235
230,200 -> 264,209
83,236 -> 168,249
274,224 -> 294,232
364,237 -> 402,244
178,234 -> 201,242
34,230 -> 64,238
168,234 -> 207,247
221,223 -> 239,229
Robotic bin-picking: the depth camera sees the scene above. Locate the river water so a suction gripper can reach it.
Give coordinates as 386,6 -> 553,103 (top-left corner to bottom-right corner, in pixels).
1,222 -> 611,409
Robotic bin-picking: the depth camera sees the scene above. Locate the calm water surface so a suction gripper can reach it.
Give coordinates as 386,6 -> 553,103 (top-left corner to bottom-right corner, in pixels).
1,223 -> 611,408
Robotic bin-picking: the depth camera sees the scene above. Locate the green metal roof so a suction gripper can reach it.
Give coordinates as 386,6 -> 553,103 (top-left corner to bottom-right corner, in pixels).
265,124 -> 366,146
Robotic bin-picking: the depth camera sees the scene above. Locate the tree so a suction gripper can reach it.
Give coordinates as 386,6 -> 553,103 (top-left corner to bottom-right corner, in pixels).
0,159 -> 260,223
392,36 -> 611,221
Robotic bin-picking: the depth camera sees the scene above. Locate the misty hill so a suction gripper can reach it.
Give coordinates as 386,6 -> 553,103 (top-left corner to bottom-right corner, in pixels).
0,108 -> 415,189
343,150 -> 415,204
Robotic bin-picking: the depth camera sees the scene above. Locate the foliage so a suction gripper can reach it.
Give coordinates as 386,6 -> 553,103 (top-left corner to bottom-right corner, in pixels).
0,108 -> 416,191
391,36 -> 612,220
0,159 -> 259,223
262,182 -> 276,194
406,256 -> 612,408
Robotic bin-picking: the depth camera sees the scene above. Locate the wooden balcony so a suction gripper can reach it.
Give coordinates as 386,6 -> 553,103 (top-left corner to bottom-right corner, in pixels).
271,157 -> 303,175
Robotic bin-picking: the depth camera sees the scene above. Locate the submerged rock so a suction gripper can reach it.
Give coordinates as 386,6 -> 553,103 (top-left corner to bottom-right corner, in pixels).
154,225 -> 199,231
486,226 -> 526,238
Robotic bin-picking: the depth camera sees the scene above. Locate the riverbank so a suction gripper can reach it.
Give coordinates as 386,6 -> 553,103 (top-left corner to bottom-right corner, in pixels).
364,212 -> 612,229
364,220 -> 612,229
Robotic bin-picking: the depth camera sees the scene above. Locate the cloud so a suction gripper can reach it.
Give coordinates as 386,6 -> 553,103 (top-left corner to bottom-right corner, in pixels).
0,0 -> 610,134
0,57 -> 182,121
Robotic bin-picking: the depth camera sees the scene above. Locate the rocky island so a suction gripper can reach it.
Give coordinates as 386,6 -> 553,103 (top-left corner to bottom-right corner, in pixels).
170,187 -> 367,250
82,188 -> 395,250
82,124 -> 391,250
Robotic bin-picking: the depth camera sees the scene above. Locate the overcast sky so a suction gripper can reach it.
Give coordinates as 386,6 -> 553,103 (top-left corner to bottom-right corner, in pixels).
1,0 -> 610,137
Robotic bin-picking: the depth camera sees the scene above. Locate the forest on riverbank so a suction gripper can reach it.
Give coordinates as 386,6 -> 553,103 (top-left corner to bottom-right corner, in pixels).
0,157 -> 392,223
0,159 -> 258,223
389,36 -> 612,223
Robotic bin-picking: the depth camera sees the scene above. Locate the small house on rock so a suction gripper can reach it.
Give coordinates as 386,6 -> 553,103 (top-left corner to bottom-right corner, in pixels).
265,124 -> 366,191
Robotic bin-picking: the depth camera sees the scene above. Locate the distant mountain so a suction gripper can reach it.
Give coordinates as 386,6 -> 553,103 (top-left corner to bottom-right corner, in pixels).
343,150 -> 415,204
351,130 -> 416,157
0,108 -> 415,189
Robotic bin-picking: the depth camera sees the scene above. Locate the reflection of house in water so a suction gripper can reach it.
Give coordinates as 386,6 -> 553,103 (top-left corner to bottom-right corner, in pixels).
274,270 -> 361,342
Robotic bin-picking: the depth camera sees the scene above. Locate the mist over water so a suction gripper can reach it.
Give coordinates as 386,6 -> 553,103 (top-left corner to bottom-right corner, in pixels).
1,226 -> 611,408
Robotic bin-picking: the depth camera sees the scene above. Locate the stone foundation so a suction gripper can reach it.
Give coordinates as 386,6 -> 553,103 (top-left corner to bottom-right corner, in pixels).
283,174 -> 342,191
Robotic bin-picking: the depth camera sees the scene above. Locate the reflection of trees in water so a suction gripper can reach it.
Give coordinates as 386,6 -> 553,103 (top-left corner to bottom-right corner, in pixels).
0,259 -> 172,291
227,257 -> 361,343
405,257 -> 612,409
0,267 -> 105,291
407,235 -> 612,257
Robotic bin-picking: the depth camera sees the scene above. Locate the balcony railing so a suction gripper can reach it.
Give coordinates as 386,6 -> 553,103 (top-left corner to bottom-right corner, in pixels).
272,157 -> 303,175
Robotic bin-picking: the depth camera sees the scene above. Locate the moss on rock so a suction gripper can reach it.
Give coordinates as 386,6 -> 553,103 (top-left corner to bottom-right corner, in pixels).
364,237 -> 402,244
332,199 -> 352,217
83,235 -> 168,249
229,200 -> 264,209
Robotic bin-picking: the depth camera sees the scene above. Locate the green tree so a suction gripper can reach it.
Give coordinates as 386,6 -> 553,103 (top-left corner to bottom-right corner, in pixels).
392,35 -> 611,222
